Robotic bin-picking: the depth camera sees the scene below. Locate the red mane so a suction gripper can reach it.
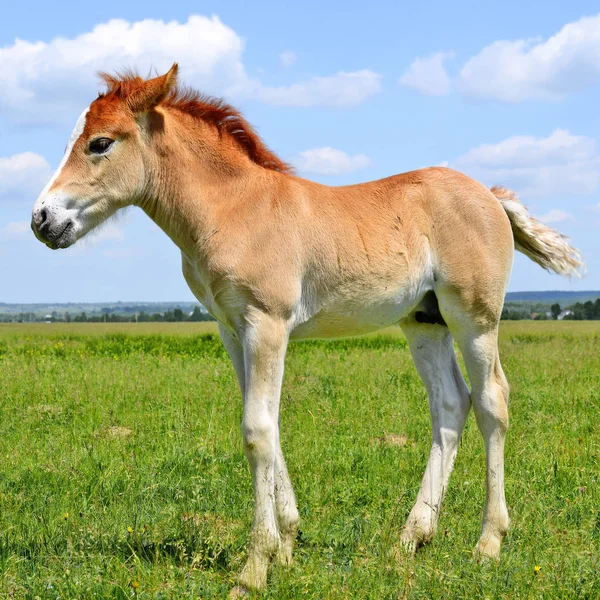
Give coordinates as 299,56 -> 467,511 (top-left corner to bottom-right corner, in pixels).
99,71 -> 293,174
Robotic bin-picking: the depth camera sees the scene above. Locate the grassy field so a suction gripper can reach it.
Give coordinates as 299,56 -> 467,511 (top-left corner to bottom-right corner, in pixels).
0,322 -> 598,599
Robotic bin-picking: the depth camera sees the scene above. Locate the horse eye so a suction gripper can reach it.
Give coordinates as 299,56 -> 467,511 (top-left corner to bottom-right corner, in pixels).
89,138 -> 114,154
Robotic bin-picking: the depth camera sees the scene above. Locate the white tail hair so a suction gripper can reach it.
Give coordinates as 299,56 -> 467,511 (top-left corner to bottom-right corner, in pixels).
491,186 -> 584,278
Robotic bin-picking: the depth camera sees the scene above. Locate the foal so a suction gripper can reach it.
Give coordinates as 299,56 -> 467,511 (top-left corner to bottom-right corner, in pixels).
31,65 -> 583,595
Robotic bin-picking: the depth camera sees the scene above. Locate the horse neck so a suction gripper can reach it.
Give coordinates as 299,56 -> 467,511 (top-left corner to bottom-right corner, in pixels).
137,109 -> 261,257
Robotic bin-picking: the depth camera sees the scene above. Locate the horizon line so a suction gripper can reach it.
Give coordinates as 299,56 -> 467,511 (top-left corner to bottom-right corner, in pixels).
2,289 -> 600,306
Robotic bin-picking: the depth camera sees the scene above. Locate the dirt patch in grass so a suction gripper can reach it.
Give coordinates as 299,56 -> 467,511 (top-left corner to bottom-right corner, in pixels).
372,433 -> 413,448
95,425 -> 133,439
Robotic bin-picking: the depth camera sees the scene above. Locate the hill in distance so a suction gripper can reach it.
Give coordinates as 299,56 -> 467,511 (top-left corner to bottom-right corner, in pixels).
1,291 -> 599,317
504,291 -> 600,304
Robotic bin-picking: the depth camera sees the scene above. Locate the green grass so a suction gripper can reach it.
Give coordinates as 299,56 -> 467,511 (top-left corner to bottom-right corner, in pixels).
0,321 -> 598,599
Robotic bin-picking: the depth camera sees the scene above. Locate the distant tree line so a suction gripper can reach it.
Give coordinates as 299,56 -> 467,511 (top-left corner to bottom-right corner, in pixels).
3,299 -> 600,323
0,306 -> 215,323
500,308 -> 532,320
562,299 -> 600,320
501,298 -> 600,321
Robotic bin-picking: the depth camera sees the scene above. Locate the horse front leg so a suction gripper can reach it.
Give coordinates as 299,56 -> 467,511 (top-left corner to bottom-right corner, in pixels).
219,323 -> 299,572
227,312 -> 291,595
273,445 -> 299,566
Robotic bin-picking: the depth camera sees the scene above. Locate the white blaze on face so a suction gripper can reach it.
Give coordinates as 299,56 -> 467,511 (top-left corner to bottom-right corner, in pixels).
31,104 -> 92,248
36,105 -> 90,202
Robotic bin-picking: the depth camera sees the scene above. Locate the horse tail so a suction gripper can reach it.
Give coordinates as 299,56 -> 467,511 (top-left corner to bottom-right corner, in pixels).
491,186 -> 584,278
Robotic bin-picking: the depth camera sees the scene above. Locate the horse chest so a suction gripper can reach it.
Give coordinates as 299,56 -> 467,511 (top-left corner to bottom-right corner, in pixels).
181,255 -> 238,328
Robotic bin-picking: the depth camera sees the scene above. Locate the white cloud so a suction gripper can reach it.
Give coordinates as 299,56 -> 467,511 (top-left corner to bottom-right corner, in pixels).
89,224 -> 125,244
295,147 -> 372,175
454,129 -> 600,197
0,152 -> 52,202
537,209 -> 574,224
103,246 -> 146,259
0,15 -> 381,123
280,51 -> 297,67
0,16 -> 245,123
1,221 -> 30,240
399,52 -> 453,96
59,223 -> 126,257
459,13 -> 600,101
256,70 -> 382,107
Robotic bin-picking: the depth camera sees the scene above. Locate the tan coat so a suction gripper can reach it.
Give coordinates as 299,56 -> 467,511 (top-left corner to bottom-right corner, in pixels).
31,65 -> 583,595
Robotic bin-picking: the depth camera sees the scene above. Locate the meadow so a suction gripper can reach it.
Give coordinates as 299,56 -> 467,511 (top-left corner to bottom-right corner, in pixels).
0,321 -> 598,599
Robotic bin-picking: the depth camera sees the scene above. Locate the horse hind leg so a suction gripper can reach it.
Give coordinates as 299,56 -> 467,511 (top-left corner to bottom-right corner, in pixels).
452,325 -> 510,558
433,280 -> 510,558
399,292 -> 471,550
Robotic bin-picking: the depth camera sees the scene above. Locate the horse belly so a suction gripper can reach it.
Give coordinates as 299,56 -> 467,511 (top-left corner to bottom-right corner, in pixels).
290,294 -> 418,340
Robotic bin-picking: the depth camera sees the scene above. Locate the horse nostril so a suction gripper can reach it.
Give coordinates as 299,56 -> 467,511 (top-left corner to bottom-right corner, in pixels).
32,207 -> 50,238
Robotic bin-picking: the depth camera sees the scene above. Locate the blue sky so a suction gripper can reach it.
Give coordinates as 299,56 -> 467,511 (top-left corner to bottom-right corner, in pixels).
1,0 -> 599,302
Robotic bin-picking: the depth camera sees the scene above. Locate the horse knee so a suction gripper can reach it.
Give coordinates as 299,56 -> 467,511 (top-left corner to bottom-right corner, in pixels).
242,413 -> 275,460
473,378 -> 509,436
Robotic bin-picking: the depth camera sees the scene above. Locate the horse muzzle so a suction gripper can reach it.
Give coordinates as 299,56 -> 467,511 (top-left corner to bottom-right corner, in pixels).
31,207 -> 75,249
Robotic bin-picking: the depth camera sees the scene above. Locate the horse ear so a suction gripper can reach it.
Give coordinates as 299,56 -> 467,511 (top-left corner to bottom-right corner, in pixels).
127,63 -> 178,113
